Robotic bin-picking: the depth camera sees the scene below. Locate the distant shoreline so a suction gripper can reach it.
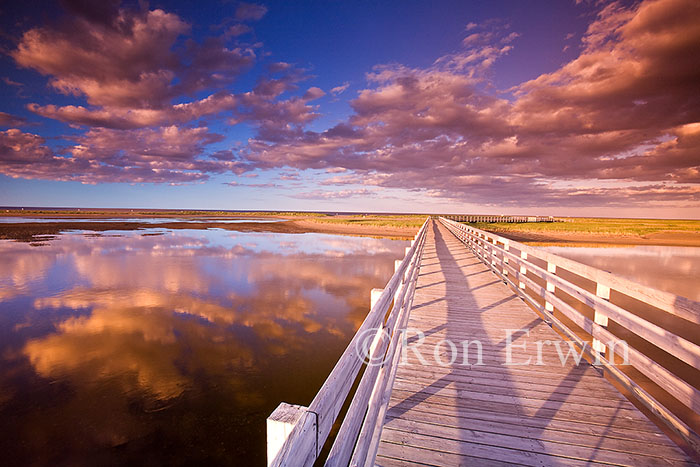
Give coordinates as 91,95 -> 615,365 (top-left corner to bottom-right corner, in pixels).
0,217 -> 417,243
1,211 -> 699,247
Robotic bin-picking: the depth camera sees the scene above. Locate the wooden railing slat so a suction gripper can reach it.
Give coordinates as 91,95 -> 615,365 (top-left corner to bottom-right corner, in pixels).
268,218 -> 430,467
499,259 -> 700,412
445,218 -> 700,323
441,218 -> 700,370
325,230 -> 426,467
351,249 -> 422,466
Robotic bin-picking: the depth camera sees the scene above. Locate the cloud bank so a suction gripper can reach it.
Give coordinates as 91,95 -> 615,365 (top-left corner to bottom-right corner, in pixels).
1,0 -> 699,209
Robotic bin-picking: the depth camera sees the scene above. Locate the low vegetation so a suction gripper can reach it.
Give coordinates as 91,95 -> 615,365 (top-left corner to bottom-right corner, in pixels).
304,215 -> 427,229
468,217 -> 700,237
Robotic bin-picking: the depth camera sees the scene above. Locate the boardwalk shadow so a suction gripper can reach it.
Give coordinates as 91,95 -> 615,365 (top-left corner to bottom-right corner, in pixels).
382,219 -> 629,465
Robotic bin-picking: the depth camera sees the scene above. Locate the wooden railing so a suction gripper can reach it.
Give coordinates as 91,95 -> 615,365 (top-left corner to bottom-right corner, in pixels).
439,216 -> 700,456
443,214 -> 555,223
266,218 -> 430,466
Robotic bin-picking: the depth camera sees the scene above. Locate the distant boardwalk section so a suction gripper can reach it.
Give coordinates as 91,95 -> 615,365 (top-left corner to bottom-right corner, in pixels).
443,214 -> 554,223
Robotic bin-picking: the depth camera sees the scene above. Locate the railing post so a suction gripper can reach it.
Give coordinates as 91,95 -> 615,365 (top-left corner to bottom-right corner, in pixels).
371,288 -> 384,310
593,283 -> 610,359
502,240 -> 509,278
267,403 -> 307,466
544,262 -> 556,325
519,251 -> 527,290
393,260 -> 406,308
545,262 -> 556,312
369,287 -> 387,357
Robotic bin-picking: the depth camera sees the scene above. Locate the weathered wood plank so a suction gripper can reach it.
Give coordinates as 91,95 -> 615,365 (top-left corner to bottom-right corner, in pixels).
390,377 -> 633,407
386,401 -> 678,446
384,417 -> 687,465
376,441 -> 515,467
381,428 -> 649,467
392,365 -> 621,393
387,411 -> 686,460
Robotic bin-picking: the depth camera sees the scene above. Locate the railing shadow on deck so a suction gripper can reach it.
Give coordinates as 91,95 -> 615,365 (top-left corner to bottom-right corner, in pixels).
385,220 -> 620,464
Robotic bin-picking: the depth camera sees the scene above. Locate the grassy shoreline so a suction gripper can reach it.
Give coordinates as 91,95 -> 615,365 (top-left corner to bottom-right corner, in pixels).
1,210 -> 699,246
465,217 -> 700,247
472,217 -> 700,236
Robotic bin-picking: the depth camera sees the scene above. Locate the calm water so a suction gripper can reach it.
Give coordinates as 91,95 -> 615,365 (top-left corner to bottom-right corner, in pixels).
0,217 -> 283,223
544,245 -> 700,300
0,227 -> 407,465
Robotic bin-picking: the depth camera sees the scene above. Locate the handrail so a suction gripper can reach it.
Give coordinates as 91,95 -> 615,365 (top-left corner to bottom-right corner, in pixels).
444,219 -> 700,324
438,217 -> 700,456
267,217 -> 430,466
442,214 -> 554,223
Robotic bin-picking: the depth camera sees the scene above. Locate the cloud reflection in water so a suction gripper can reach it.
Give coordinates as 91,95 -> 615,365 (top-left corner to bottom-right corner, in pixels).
0,228 -> 408,464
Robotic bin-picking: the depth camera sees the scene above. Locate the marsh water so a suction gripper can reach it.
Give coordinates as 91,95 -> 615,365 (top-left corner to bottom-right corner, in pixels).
0,225 -> 408,465
543,244 -> 700,300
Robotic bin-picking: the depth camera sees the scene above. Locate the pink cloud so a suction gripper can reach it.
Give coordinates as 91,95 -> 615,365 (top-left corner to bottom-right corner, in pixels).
0,112 -> 26,127
239,0 -> 700,208
227,24 -> 252,37
3,0 -> 699,210
292,189 -> 375,200
226,181 -> 281,188
2,77 -> 24,87
13,9 -> 190,108
13,6 -> 253,126
330,83 -> 350,96
302,87 -> 325,101
2,2 -> 318,184
235,3 -> 268,21
0,127 -> 250,183
27,92 -> 238,129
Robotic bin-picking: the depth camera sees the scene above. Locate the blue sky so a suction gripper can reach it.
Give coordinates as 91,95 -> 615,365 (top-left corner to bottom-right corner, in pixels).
1,0 -> 699,217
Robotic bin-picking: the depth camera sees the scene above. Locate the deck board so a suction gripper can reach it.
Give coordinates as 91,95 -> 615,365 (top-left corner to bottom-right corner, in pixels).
376,220 -> 693,466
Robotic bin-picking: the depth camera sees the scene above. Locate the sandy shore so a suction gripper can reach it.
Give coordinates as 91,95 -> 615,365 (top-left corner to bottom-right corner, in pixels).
289,219 -> 416,239
0,218 -> 417,242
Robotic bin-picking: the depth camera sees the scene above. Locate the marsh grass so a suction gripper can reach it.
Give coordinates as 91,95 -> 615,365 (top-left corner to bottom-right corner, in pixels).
306,215 -> 427,228
468,217 -> 700,236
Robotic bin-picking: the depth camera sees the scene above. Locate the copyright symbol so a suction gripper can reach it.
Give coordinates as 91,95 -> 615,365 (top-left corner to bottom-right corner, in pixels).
355,327 -> 389,367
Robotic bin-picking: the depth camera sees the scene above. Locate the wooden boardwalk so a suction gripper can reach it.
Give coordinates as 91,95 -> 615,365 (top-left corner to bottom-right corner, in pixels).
376,220 -> 694,466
